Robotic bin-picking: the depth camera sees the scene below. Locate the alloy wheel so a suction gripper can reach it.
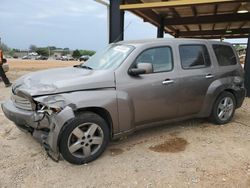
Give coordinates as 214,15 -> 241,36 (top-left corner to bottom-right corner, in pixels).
67,123 -> 104,158
217,97 -> 234,121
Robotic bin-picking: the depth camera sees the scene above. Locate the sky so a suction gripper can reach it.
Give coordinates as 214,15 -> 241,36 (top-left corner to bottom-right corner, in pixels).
0,0 -> 248,51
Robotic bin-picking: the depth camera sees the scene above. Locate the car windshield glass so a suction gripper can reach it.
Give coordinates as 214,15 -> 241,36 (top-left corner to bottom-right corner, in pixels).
82,44 -> 134,70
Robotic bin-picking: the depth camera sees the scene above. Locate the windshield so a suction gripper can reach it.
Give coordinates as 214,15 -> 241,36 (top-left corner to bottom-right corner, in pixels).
82,44 -> 134,70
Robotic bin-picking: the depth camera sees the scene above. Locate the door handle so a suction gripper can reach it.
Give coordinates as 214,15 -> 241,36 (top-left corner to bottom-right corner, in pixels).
162,79 -> 174,85
205,74 -> 214,79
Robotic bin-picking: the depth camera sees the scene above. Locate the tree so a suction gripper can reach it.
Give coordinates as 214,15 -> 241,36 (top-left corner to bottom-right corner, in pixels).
8,49 -> 16,57
80,50 -> 96,56
72,49 -> 81,59
36,48 -> 49,57
234,44 -> 245,51
29,44 -> 37,52
62,48 -> 70,56
48,46 -> 56,51
0,43 -> 9,52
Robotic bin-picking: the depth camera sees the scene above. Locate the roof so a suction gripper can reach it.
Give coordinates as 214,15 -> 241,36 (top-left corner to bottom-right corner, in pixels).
118,38 -> 231,46
121,0 -> 250,39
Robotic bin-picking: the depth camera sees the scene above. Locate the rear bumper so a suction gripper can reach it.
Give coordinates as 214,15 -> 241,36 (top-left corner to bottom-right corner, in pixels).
235,88 -> 246,108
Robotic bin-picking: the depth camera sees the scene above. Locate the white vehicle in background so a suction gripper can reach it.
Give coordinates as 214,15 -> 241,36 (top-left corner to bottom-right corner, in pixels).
61,56 -> 74,61
79,55 -> 90,61
28,52 -> 38,56
22,55 -> 31,60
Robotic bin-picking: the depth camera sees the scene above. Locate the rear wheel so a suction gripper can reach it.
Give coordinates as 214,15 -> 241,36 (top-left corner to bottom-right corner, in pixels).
59,112 -> 109,164
210,91 -> 236,125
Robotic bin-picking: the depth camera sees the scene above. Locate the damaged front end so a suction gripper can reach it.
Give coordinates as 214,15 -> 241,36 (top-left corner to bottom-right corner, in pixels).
2,90 -> 76,162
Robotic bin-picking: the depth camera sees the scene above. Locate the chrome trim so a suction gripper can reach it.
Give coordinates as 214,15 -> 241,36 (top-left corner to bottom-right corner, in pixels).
11,93 -> 32,111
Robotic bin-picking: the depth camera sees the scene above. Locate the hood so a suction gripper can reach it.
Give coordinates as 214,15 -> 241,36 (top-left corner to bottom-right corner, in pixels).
13,67 -> 115,96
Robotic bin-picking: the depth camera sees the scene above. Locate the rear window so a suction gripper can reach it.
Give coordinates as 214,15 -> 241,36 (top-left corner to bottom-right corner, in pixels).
212,44 -> 237,66
179,45 -> 211,69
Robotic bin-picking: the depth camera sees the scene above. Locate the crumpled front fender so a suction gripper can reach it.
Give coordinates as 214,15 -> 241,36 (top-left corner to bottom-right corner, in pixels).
47,106 -> 75,152
33,106 -> 75,161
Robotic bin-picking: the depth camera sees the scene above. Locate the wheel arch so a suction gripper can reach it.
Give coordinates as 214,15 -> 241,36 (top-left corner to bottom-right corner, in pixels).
223,89 -> 237,105
201,80 -> 239,117
208,88 -> 236,113
75,107 -> 114,139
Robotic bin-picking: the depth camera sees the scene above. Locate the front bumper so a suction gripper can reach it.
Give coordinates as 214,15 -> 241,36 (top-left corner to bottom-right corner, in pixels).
1,100 -> 75,161
2,100 -> 41,129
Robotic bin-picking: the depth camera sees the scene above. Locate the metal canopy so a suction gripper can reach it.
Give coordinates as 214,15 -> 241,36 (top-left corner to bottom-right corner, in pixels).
120,0 -> 250,39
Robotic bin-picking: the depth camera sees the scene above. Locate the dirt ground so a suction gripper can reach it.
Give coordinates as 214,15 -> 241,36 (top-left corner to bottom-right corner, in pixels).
1,59 -> 250,188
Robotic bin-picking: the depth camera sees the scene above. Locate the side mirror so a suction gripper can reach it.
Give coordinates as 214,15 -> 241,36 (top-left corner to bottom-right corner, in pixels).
128,62 -> 153,76
128,68 -> 146,76
2,58 -> 7,63
137,63 -> 153,74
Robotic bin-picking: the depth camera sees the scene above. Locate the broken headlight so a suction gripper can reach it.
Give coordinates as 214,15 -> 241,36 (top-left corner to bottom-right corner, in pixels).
35,95 -> 68,115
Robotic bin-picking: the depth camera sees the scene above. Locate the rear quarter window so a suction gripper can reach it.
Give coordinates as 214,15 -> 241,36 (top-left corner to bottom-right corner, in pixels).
212,44 -> 237,66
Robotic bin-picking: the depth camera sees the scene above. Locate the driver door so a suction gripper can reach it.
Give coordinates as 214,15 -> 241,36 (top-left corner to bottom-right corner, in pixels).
116,46 -> 180,126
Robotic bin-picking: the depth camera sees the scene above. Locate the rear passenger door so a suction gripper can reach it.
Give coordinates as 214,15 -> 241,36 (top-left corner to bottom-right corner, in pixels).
177,43 -> 215,116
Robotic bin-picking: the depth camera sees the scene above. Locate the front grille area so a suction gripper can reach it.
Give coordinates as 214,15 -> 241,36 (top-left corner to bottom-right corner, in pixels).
11,93 -> 33,111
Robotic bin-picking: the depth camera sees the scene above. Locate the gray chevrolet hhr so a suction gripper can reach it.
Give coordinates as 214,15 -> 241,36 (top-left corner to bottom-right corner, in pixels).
2,39 -> 246,164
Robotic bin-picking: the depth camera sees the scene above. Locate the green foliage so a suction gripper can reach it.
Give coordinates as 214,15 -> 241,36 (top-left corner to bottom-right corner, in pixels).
0,41 -> 96,58
0,43 -> 9,52
80,50 -> 96,56
61,48 -> 70,56
36,48 -> 49,57
234,44 -> 245,51
12,48 -> 20,52
8,49 -> 16,57
48,46 -> 56,51
72,49 -> 81,59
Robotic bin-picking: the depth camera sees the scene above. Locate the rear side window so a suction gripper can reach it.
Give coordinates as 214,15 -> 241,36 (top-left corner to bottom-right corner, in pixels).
212,45 -> 237,66
179,45 -> 211,69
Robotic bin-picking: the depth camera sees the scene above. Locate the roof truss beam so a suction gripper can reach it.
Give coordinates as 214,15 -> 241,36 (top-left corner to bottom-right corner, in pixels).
191,35 -> 249,39
179,28 -> 250,37
125,0 -> 177,34
121,0 -> 246,10
164,13 -> 250,25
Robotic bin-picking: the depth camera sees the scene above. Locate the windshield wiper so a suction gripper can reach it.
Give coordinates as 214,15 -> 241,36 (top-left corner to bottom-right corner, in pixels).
74,64 -> 93,70
81,65 -> 93,70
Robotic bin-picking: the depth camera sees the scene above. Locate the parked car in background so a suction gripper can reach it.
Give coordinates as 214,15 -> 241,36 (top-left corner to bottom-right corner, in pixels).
61,56 -> 74,61
35,55 -> 48,60
79,55 -> 90,61
22,55 -> 31,60
1,39 -> 246,165
61,56 -> 68,61
68,57 -> 74,61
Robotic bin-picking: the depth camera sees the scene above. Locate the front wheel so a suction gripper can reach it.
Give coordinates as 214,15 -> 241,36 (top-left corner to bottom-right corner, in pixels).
210,91 -> 236,125
59,112 -> 109,164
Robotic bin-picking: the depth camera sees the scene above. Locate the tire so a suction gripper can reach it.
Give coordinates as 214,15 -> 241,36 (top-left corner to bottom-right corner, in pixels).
210,91 -> 236,125
59,112 -> 109,165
